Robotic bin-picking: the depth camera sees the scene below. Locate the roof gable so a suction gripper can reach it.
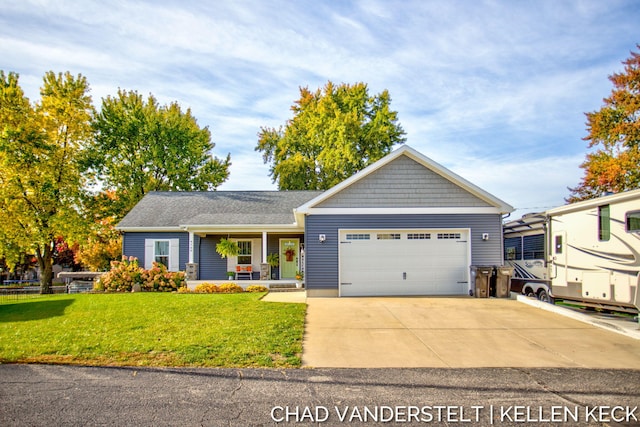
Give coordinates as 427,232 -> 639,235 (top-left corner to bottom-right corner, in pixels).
315,155 -> 491,208
298,145 -> 513,213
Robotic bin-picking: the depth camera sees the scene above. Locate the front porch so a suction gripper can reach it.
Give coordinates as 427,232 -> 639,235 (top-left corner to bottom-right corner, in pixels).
186,230 -> 306,282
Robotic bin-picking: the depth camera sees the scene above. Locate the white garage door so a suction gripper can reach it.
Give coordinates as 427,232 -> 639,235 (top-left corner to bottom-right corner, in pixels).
339,229 -> 470,297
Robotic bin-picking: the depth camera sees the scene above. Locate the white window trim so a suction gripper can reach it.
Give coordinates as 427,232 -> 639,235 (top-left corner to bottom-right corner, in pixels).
236,240 -> 253,265
228,238 -> 262,271
144,238 -> 180,271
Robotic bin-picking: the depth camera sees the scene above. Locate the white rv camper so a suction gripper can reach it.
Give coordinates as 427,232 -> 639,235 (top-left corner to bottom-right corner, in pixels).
503,189 -> 640,313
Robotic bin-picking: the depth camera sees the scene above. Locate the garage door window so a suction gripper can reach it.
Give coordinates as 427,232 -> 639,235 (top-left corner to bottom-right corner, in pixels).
346,233 -> 370,240
437,233 -> 461,239
377,233 -> 400,240
408,233 -> 431,240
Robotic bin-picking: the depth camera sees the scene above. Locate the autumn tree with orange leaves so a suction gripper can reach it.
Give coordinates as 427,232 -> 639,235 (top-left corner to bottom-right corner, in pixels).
569,45 -> 640,202
74,190 -> 122,271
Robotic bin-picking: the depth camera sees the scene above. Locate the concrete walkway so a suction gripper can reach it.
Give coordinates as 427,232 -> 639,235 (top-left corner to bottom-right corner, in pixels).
261,290 -> 307,303
301,296 -> 640,368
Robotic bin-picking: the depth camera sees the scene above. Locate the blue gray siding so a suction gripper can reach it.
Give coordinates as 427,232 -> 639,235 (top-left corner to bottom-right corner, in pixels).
122,232 -> 189,271
316,156 -> 491,208
305,214 -> 503,290
198,236 -> 227,279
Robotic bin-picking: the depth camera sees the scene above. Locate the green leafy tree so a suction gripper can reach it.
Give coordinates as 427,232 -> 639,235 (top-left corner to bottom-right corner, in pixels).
569,45 -> 640,202
86,89 -> 231,218
256,81 -> 406,190
0,71 -> 94,292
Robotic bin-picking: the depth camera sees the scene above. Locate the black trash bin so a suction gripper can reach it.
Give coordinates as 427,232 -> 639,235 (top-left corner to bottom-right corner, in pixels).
470,266 -> 493,298
494,266 -> 514,298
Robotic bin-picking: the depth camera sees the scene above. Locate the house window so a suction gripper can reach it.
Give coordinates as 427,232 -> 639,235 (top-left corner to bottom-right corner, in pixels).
154,241 -> 170,267
237,240 -> 252,265
626,211 -> 640,232
598,205 -> 610,241
144,238 -> 179,271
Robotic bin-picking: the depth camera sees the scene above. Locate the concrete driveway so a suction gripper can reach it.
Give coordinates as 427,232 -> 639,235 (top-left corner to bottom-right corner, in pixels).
301,296 -> 640,368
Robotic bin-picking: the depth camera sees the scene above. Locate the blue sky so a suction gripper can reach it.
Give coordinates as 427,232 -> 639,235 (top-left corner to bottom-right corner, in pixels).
2,0 -> 639,218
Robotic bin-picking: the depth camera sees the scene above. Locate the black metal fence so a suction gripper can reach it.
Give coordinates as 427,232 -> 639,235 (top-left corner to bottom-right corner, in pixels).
0,285 -> 77,303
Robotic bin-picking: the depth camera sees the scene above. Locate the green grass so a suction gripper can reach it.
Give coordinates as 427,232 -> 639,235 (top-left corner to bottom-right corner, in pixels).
0,293 -> 306,367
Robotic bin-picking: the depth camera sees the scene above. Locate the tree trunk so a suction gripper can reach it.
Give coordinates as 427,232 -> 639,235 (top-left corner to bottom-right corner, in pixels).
38,244 -> 54,294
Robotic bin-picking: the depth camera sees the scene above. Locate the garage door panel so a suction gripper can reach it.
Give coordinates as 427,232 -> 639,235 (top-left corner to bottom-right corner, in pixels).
339,229 -> 469,297
341,279 -> 466,297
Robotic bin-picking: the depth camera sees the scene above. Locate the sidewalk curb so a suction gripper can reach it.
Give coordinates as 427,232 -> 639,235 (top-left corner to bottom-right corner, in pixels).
516,294 -> 640,340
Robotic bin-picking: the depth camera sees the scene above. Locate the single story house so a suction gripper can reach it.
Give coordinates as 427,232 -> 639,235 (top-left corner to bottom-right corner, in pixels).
117,145 -> 514,297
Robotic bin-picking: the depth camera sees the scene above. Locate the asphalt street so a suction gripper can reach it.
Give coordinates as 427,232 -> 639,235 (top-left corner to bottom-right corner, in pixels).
1,364 -> 639,426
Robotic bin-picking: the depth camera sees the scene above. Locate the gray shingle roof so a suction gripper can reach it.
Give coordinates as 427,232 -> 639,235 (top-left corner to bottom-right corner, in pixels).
117,191 -> 323,228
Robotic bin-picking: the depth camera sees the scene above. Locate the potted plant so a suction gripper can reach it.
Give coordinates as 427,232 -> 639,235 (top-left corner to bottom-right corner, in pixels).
226,271 -> 236,280
216,238 -> 239,259
295,270 -> 304,288
267,253 -> 279,268
267,253 -> 279,279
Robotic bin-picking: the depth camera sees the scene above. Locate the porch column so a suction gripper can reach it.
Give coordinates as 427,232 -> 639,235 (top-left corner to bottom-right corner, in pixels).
186,231 -> 198,280
260,231 -> 269,280
188,232 -> 195,263
262,231 -> 268,263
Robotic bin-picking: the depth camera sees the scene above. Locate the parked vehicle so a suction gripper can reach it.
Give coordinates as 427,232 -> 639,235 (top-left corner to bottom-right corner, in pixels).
503,189 -> 640,314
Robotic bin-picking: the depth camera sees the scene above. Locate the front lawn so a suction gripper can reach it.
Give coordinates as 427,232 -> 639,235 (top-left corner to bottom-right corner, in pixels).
0,293 -> 306,367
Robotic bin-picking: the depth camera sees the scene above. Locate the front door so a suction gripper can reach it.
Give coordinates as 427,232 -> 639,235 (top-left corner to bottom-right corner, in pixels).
280,239 -> 299,279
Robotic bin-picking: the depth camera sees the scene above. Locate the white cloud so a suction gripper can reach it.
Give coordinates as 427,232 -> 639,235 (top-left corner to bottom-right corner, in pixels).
1,0 -> 637,210
447,153 -> 586,215
217,150 -> 276,191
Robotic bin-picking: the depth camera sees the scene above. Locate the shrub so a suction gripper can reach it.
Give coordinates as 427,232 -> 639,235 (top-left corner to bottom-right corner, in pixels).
140,262 -> 187,292
93,280 -> 105,292
185,283 -> 246,294
245,285 -> 268,293
193,283 -> 220,294
218,283 -> 244,293
98,256 -> 143,292
99,257 -> 187,293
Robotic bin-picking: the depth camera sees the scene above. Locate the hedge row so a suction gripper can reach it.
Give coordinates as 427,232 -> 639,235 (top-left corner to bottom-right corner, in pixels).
178,283 -> 268,294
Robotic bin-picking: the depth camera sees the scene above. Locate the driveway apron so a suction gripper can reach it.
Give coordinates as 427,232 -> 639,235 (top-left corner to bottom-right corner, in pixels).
302,297 -> 640,368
